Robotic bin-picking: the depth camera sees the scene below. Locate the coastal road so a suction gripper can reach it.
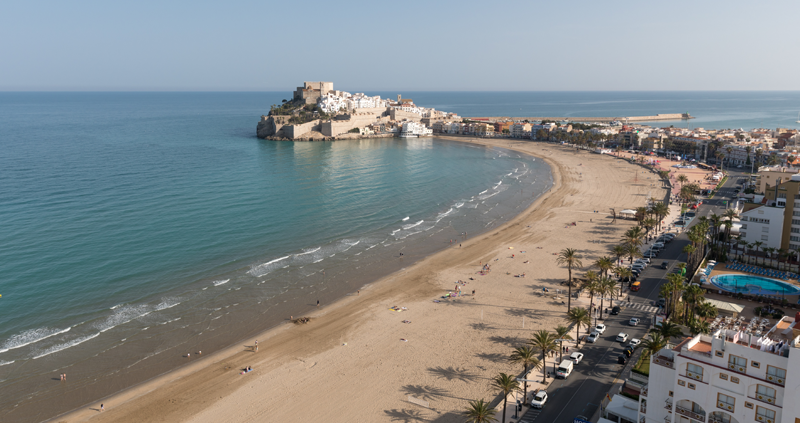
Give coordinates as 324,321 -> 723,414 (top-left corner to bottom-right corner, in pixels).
520,169 -> 743,422
518,301 -> 651,423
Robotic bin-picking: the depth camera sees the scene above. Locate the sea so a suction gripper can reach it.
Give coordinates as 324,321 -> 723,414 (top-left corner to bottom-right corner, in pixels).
0,91 -> 798,421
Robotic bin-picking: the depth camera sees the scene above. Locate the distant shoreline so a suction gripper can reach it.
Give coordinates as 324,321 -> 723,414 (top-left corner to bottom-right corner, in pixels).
466,113 -> 693,123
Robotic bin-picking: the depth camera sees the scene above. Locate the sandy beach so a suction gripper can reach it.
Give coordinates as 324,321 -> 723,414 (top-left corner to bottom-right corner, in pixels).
52,138 -> 667,423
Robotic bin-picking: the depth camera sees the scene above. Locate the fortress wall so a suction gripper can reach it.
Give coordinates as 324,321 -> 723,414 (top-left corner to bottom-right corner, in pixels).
323,110 -> 390,137
390,109 -> 422,122
285,120 -> 322,139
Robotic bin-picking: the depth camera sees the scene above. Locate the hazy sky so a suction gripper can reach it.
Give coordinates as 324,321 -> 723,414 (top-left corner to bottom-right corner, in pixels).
2,0 -> 799,91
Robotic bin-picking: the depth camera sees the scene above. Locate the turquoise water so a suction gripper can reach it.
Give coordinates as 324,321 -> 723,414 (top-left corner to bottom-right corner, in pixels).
0,93 -> 551,421
710,274 -> 800,295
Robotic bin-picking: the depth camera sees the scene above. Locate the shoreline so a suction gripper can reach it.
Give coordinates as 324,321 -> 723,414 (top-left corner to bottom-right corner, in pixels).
51,138 -> 663,423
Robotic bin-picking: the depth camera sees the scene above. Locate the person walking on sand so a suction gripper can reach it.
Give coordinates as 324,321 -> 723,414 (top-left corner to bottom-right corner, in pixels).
100,404 -> 104,411
255,340 -> 258,352
317,300 -> 320,307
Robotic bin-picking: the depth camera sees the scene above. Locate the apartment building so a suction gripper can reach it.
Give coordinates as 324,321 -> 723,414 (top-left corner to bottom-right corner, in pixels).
757,167 -> 800,194
762,175 -> 800,251
510,122 -> 532,138
640,315 -> 800,423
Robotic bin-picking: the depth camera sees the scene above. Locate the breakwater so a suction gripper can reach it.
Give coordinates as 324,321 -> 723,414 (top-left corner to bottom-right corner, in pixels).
467,113 -> 693,123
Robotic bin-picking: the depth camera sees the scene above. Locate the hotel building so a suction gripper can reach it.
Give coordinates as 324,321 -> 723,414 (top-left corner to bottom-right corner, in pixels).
640,315 -> 800,423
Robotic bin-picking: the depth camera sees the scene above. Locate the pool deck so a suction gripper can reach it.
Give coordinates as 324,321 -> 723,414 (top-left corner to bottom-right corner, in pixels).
702,264 -> 800,315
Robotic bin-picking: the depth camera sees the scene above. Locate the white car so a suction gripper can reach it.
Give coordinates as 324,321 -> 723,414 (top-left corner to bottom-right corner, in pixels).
616,333 -> 629,342
638,258 -> 651,264
629,338 -> 641,348
531,390 -> 548,408
594,324 -> 607,334
629,317 -> 640,326
569,352 -> 584,364
586,332 -> 599,343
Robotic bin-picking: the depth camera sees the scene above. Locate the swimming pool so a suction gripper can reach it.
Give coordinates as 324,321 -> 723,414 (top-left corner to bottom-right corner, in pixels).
709,274 -> 800,295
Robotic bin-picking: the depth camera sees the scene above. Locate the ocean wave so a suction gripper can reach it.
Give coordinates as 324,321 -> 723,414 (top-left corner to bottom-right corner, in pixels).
436,208 -> 455,220
110,304 -> 123,310
402,220 -> 424,230
0,327 -> 71,354
401,216 -> 409,221
0,360 -> 14,367
96,305 -> 151,333
248,255 -> 291,277
33,332 -> 100,359
213,279 -> 230,287
156,298 -> 181,310
294,247 -> 321,257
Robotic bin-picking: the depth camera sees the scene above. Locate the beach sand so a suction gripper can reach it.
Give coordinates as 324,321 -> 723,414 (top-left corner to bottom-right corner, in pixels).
53,138 -> 666,423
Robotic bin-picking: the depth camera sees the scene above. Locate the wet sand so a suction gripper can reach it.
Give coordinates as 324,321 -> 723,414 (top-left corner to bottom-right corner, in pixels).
51,138 -> 666,423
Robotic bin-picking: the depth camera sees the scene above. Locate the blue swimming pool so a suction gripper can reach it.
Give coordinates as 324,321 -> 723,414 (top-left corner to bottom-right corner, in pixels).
710,274 -> 800,295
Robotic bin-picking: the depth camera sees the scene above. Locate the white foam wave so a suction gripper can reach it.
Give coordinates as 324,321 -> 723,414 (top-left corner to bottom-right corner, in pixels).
295,247 -> 321,257
402,220 -> 424,230
213,279 -> 230,287
248,255 -> 291,277
0,327 -> 71,354
33,332 -> 100,359
110,304 -> 122,310
401,216 -> 410,221
313,258 -> 324,263
436,208 -> 455,220
96,305 -> 151,333
454,201 -> 465,208
479,190 -> 488,195
0,360 -> 14,367
390,229 -> 401,236
156,298 -> 181,310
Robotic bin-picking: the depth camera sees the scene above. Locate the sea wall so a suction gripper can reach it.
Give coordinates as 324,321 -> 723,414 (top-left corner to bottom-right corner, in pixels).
467,113 -> 693,123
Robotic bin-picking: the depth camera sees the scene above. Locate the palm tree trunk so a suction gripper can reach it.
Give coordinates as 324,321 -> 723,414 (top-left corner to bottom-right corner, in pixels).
541,353 -> 547,383
523,365 -> 528,402
567,267 -> 572,311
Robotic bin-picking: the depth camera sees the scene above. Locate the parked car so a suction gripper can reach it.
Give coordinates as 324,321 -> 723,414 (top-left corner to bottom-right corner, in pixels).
569,352 -> 584,364
629,338 -> 641,348
661,261 -> 669,269
652,242 -> 665,249
638,258 -> 651,264
617,355 -> 627,364
531,390 -> 548,409
595,324 -> 607,334
629,317 -> 640,326
656,298 -> 666,307
586,332 -> 599,343
611,306 -> 621,315
616,333 -> 629,342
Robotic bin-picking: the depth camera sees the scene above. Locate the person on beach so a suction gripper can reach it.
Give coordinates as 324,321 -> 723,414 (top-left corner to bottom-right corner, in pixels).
100,404 -> 104,411
317,300 -> 320,307
255,340 -> 258,352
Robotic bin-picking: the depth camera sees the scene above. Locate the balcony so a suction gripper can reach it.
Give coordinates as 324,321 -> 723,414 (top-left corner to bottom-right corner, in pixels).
675,405 -> 706,422
685,370 -> 704,382
653,355 -> 674,369
641,403 -> 647,414
665,398 -> 673,411
641,385 -> 648,397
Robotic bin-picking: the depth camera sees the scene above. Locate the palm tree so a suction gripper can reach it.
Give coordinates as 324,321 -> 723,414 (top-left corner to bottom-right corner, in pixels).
641,333 -> 668,360
555,325 -> 573,362
623,226 -> 645,249
753,241 -> 764,266
616,266 -> 633,295
583,270 -> 600,309
625,243 -> 643,264
464,399 -> 497,423
491,373 -> 519,423
509,347 -> 541,403
567,307 -> 591,345
612,245 -> 626,266
677,174 -> 689,190
683,284 -> 705,323
764,247 -> 775,268
695,301 -> 718,320
595,256 -> 614,278
529,330 -> 558,383
556,248 -> 583,312
651,321 -> 683,345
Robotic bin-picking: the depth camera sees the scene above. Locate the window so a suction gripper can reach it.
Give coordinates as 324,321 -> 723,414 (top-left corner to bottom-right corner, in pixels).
688,383 -> 696,390
778,193 -> 786,198
793,219 -> 800,225
719,373 -> 728,380
710,412 -> 733,423
687,363 -> 703,380
715,350 -> 724,358
766,365 -> 786,385
746,401 -> 754,409
730,376 -> 739,384
794,211 -> 800,216
678,380 -> 685,386
740,232 -> 747,237
717,393 -> 735,412
761,235 -> 769,241
752,361 -> 761,368
756,406 -> 776,422
742,224 -> 749,229
792,228 -> 800,233
757,385 -> 776,404
792,236 -> 800,242
669,391 -> 673,397
763,227 -> 770,232
728,355 -> 747,372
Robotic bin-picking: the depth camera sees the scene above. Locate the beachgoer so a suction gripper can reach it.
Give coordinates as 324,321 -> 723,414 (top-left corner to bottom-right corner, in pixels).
472,289 -> 475,297
317,300 -> 320,307
357,290 -> 360,295
100,404 -> 104,411
255,340 -> 258,352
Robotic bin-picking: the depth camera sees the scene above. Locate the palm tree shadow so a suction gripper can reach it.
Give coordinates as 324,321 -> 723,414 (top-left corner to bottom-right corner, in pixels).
470,322 -> 492,331
401,384 -> 449,401
506,307 -> 536,318
488,335 -> 523,347
384,408 -> 429,422
427,366 -> 479,383
475,352 -> 507,363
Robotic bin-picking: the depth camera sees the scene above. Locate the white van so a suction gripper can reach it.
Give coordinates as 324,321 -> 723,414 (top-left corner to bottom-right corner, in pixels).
556,360 -> 574,379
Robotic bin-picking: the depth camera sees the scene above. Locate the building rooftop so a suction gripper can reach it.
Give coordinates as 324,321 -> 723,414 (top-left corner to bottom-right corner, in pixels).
688,340 -> 712,354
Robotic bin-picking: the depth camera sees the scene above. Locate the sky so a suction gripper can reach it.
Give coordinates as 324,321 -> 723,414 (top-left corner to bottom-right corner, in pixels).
1,0 -> 799,91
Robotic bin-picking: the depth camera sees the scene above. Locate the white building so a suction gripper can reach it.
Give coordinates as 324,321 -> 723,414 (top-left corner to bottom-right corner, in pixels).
738,205 -> 784,251
640,317 -> 800,423
399,121 -> 432,137
318,93 -> 348,113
